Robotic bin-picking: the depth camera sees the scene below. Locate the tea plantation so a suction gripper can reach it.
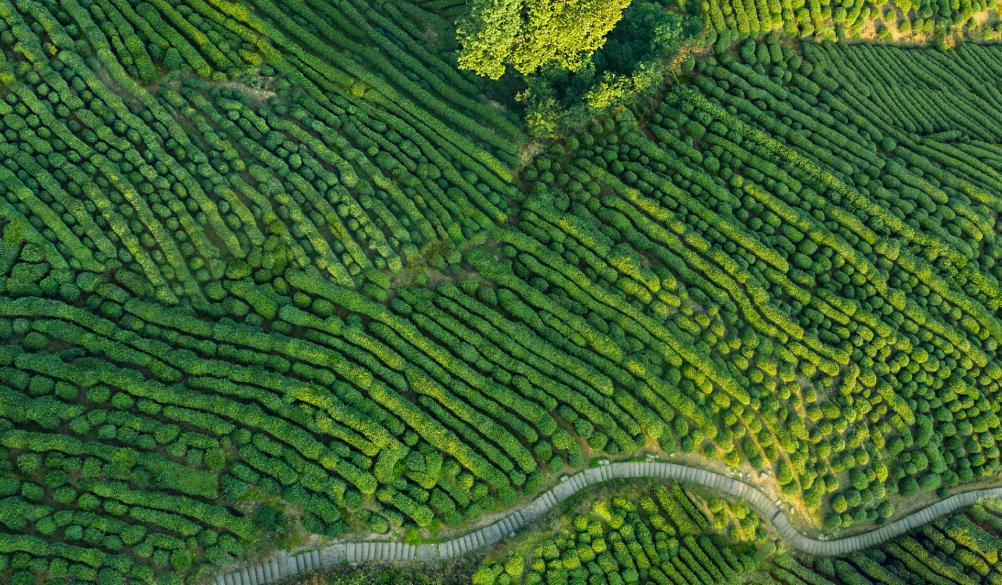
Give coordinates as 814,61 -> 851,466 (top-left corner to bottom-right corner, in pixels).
471,482 -> 1002,584
0,0 -> 1001,583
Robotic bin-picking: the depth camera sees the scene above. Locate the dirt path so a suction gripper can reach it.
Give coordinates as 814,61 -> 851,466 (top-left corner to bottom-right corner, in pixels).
211,461 -> 1002,585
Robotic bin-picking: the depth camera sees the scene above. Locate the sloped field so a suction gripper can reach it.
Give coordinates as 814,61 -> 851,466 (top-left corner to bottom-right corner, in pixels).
0,0 -> 1001,583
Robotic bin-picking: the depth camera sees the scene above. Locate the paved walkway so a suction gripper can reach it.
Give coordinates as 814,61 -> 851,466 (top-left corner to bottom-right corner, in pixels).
211,461 -> 1002,585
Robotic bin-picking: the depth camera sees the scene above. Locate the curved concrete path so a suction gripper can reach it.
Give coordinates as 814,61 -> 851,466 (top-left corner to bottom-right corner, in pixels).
212,461 -> 1002,585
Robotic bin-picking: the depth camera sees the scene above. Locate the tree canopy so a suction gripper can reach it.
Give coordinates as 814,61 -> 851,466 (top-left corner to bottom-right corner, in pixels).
457,0 -> 633,79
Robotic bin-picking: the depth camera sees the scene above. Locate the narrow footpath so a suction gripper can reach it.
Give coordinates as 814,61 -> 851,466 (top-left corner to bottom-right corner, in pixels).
213,461 -> 1002,585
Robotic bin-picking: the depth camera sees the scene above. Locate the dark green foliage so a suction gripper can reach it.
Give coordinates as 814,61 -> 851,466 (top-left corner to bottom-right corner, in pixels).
251,504 -> 285,533
704,0 -> 996,41
475,482 -> 759,584
1,0 -> 1001,583
515,0 -> 703,136
768,502 -> 1002,585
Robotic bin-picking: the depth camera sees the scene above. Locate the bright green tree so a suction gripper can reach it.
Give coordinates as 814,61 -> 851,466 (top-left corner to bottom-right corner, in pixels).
458,0 -> 633,79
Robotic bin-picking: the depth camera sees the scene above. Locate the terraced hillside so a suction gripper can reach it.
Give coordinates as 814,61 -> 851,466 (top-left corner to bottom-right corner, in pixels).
0,0 -> 523,294
760,500 -> 1002,585
0,0 -> 1001,584
473,481 -> 764,585
518,38 -> 1002,532
472,482 -> 1002,585
703,0 -> 1002,41
217,463 -> 1002,584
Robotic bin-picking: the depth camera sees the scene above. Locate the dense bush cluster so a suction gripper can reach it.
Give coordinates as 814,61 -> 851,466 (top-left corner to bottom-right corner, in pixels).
472,482 -> 760,585
0,0 -> 522,302
517,36 -> 1002,533
759,500 -> 1002,584
474,490 -> 1002,585
702,0 -> 998,45
1,0 -> 1001,582
0,0 -> 524,581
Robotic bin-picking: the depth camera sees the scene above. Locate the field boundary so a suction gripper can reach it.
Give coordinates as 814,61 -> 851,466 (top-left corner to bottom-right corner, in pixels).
211,461 -> 1002,585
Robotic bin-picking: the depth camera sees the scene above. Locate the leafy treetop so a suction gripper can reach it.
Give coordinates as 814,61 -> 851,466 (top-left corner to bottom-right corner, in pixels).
457,0 -> 633,79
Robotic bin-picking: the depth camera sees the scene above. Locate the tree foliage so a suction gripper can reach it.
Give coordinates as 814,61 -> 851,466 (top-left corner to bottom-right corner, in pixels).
457,0 -> 632,79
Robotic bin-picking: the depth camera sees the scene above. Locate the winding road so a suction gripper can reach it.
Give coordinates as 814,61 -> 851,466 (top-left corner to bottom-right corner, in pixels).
212,461 -> 1002,585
